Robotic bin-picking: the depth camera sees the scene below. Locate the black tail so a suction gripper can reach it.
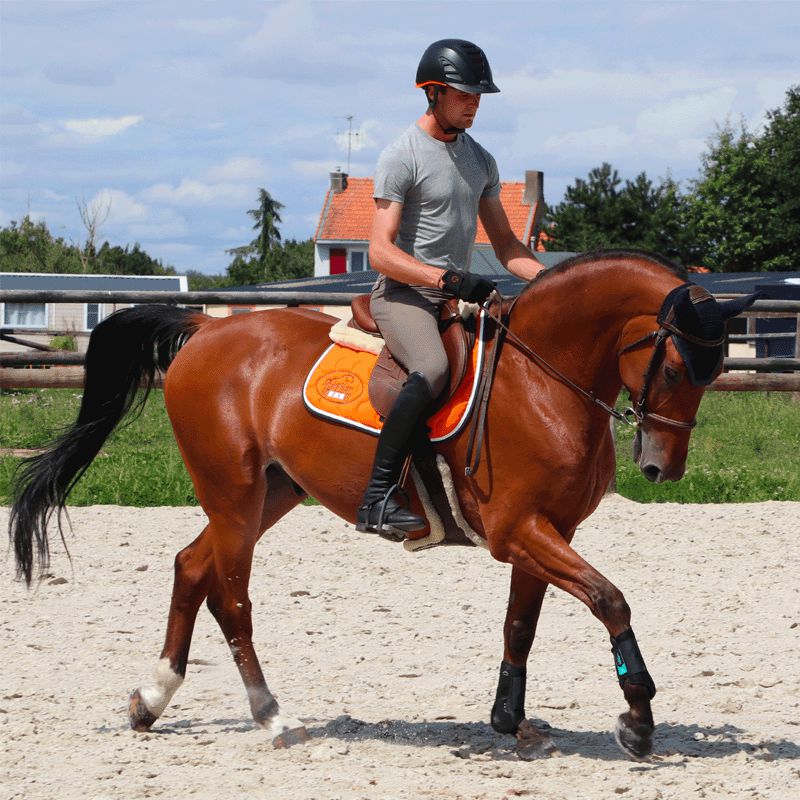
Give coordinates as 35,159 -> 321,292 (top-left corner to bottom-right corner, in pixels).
9,304 -> 206,584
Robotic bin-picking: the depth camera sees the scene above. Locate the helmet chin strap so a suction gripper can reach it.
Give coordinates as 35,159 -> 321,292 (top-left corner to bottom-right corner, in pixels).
428,86 -> 464,136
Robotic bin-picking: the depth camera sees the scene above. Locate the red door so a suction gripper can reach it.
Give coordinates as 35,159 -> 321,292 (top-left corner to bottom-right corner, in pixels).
330,248 -> 346,275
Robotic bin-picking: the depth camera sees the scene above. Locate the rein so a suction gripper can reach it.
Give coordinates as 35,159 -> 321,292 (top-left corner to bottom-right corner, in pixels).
469,291 -> 697,453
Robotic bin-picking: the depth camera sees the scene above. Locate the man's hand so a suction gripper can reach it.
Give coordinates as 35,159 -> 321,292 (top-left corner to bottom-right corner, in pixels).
440,270 -> 496,303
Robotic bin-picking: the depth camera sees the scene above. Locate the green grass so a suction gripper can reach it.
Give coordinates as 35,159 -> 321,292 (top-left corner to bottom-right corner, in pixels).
1,389 -> 799,506
0,388 -> 198,506
615,391 -> 800,502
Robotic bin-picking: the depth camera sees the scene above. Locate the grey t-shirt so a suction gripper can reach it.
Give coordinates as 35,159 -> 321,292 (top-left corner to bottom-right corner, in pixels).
372,123 -> 501,273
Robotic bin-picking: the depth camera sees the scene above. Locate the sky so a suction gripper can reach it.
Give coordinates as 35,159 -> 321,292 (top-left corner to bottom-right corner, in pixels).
1,0 -> 799,276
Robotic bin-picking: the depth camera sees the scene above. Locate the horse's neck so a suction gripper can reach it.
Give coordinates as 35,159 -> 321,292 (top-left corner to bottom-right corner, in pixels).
507,261 -> 679,401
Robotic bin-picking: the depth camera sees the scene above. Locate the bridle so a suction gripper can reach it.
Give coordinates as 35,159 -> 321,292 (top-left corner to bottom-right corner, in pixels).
462,289 -> 703,476
482,291 -> 710,432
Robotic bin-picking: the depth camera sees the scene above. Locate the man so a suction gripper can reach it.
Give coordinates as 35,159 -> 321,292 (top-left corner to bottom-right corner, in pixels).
356,38 -> 545,536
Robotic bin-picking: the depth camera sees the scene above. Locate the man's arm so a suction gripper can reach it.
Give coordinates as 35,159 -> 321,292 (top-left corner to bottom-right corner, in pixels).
479,195 -> 545,282
368,198 -> 446,289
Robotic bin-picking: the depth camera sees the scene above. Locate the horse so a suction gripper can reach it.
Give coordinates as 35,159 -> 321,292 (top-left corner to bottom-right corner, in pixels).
8,250 -> 757,761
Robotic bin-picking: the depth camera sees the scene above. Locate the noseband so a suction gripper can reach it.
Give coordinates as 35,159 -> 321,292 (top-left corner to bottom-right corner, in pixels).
617,329 -> 697,430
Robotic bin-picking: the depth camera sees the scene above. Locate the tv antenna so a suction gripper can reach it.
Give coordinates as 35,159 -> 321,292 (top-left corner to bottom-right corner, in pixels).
339,115 -> 360,174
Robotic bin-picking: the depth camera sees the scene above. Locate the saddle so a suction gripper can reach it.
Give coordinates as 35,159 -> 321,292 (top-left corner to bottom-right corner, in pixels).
348,294 -> 476,418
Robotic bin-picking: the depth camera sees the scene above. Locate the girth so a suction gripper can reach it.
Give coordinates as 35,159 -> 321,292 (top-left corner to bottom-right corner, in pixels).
347,295 -> 476,418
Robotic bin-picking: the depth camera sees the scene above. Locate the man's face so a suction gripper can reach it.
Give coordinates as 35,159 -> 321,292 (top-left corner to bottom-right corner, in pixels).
436,87 -> 481,129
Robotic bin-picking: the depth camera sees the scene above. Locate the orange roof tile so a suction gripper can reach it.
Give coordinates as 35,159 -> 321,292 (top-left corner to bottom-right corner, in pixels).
315,177 -> 532,245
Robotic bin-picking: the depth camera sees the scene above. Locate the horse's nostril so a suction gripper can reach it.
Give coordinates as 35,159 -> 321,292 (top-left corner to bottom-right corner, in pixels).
642,464 -> 662,483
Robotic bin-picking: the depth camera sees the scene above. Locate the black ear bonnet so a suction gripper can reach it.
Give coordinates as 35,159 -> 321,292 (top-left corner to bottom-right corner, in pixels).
657,284 -> 760,386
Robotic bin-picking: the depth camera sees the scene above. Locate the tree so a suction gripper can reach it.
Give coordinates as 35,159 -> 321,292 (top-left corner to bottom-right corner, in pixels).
0,215 -> 82,273
226,188 -> 285,281
544,164 -> 701,263
687,85 -> 799,271
75,195 -> 111,272
0,215 -> 174,276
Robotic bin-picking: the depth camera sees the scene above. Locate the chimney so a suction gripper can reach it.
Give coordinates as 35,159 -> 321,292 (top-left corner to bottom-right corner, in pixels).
329,170 -> 348,194
522,170 -> 544,250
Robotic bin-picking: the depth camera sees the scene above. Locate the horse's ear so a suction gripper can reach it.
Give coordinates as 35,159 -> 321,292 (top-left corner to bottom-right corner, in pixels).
719,291 -> 761,321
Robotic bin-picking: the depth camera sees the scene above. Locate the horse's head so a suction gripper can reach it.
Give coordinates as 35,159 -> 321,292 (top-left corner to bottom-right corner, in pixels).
618,284 -> 759,483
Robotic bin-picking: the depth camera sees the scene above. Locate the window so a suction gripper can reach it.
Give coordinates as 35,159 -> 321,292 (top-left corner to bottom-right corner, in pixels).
85,303 -> 101,331
350,251 -> 366,272
3,302 -> 47,328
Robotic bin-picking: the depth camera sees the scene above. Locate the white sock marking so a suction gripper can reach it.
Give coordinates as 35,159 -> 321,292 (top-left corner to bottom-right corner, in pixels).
139,658 -> 183,717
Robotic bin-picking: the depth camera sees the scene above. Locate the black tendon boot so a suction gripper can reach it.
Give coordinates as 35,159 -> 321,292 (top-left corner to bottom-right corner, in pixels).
356,371 -> 432,536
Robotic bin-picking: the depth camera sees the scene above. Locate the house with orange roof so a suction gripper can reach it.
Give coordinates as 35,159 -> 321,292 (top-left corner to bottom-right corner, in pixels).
313,170 -> 546,277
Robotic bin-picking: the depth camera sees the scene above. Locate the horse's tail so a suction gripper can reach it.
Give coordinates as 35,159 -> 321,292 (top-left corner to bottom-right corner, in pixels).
9,303 -> 209,585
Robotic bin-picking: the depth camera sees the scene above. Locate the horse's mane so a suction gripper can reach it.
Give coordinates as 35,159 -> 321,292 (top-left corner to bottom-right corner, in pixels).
522,249 -> 688,297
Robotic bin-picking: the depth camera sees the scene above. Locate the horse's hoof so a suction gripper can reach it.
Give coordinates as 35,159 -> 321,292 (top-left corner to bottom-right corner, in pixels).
272,725 -> 310,749
516,718 -> 557,761
614,712 -> 653,761
128,689 -> 158,732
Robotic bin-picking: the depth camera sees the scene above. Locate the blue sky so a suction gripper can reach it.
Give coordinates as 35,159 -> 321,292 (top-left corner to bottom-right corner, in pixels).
1,0 -> 798,275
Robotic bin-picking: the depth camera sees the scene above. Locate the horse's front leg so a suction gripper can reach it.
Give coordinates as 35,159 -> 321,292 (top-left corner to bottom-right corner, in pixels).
490,515 -> 656,761
491,566 -> 557,760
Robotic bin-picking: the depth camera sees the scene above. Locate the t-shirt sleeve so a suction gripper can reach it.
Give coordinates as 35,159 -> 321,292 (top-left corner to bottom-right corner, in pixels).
373,144 -> 413,204
481,150 -> 501,199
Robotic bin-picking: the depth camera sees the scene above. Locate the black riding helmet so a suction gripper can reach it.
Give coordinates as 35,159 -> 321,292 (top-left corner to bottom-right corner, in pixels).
416,39 -> 500,96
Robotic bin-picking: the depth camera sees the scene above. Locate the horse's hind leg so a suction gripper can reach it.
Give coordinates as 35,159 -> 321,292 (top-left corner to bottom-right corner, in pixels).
129,523 -> 213,731
129,465 -> 306,745
490,567 -> 557,760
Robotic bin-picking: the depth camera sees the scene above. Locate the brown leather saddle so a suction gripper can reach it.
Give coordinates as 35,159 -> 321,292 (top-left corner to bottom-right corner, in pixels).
348,294 -> 476,418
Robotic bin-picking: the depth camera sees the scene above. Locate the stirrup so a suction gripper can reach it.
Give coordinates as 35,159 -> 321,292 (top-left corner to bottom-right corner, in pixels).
355,484 -> 424,541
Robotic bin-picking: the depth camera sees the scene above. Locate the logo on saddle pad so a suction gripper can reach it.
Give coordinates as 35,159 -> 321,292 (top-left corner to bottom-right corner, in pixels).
317,371 -> 363,404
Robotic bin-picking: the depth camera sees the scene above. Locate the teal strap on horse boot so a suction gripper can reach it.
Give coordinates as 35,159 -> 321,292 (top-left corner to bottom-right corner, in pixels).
356,371 -> 432,537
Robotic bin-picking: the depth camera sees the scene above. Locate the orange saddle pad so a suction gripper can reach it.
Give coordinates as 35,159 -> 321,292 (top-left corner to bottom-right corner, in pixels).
303,312 -> 486,442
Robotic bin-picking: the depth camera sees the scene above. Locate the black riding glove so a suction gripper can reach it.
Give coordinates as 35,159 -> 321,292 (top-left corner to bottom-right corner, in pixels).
440,270 -> 496,304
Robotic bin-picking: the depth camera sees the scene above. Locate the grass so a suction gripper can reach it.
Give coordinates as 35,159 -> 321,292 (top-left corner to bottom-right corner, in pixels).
1,388 -> 799,507
614,391 -> 800,502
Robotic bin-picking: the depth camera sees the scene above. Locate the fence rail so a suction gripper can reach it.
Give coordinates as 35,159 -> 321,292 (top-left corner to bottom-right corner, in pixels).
0,289 -> 354,306
2,290 -> 798,392
2,289 -> 798,312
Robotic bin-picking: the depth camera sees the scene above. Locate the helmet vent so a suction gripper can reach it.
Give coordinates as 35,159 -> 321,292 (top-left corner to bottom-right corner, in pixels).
439,57 -> 465,84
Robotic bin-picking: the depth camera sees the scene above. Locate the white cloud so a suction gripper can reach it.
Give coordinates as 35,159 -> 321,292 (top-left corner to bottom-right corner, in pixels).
128,220 -> 189,240
635,88 -> 737,138
541,125 -> 633,156
240,1 -> 318,56
335,118 -> 381,153
61,115 -> 142,139
166,17 -> 244,36
42,188 -> 71,202
141,179 -> 250,207
291,158 -> 343,178
89,189 -> 148,223
205,156 -> 270,182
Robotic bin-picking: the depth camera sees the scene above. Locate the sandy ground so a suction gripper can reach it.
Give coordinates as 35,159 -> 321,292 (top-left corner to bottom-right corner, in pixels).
1,496 -> 799,800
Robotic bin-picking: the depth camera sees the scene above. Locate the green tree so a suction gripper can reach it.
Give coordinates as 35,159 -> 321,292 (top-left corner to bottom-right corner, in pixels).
0,215 -> 82,273
544,164 -> 700,263
95,241 -> 173,276
227,188 -> 285,280
687,85 -> 799,271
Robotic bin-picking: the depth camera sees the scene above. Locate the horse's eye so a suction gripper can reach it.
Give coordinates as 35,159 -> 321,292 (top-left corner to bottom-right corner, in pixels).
664,365 -> 681,386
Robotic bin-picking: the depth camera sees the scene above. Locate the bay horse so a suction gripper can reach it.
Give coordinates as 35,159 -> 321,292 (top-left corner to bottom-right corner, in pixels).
8,251 -> 756,761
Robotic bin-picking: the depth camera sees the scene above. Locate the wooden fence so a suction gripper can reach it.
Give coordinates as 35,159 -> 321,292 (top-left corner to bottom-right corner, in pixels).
2,290 -> 799,391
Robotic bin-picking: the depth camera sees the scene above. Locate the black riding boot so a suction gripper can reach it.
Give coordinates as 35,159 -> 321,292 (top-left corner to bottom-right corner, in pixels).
356,371 -> 432,536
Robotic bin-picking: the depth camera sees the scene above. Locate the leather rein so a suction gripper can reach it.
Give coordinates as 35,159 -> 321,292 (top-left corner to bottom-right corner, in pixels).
464,291 -> 699,475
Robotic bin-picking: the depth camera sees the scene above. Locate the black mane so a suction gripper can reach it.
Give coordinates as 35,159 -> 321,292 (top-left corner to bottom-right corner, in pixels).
524,249 -> 688,295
